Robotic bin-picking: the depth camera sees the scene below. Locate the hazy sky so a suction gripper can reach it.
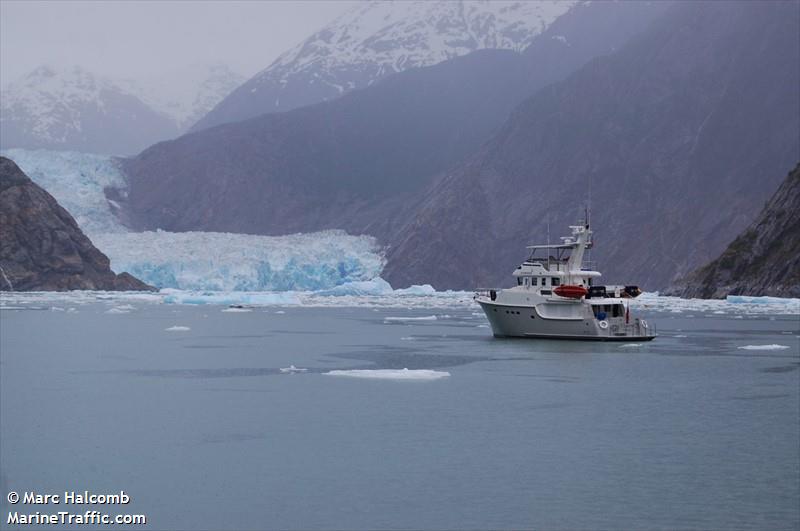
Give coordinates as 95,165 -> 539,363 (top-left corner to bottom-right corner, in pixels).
0,0 -> 356,87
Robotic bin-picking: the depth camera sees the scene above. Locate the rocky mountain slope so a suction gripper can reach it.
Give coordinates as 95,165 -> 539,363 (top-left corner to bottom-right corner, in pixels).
1,64 -> 243,155
192,0 -> 578,131
664,164 -> 800,299
0,156 -> 152,291
123,1 -> 668,240
383,0 -> 800,290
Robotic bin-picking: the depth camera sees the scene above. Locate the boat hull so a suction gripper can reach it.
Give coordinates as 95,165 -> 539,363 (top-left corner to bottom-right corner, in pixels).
476,299 -> 656,341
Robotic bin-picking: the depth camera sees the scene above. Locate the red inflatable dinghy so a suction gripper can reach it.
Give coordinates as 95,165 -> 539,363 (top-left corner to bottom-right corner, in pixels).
553,285 -> 588,299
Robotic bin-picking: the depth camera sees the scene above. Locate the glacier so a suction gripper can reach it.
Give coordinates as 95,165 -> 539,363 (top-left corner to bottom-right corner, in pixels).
2,148 -> 128,234
3,148 -> 389,292
91,230 -> 385,291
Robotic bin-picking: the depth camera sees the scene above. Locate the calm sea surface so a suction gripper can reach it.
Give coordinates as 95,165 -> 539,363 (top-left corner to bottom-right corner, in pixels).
1,300 -> 798,530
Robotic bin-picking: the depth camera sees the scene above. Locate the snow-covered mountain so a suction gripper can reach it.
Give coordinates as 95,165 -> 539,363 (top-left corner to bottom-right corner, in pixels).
124,64 -> 245,130
192,0 -> 578,131
1,64 -> 244,155
0,65 -> 178,155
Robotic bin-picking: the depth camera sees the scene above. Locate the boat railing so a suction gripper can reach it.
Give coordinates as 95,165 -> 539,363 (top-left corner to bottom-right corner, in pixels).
614,319 -> 657,338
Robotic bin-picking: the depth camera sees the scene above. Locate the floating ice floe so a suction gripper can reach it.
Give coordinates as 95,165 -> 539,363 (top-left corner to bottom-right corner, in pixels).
383,315 -> 438,322
279,365 -> 308,373
619,343 -> 643,348
737,344 -> 790,351
165,326 -> 191,332
325,368 -> 450,380
160,289 -> 301,306
222,307 -> 252,313
632,293 -> 799,317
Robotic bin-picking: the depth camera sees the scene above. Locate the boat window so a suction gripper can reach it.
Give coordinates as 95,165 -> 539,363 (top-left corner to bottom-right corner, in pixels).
531,277 -> 538,286
517,277 -> 522,286
551,277 -> 560,286
613,305 -> 622,318
541,278 -> 547,286
524,277 -> 529,287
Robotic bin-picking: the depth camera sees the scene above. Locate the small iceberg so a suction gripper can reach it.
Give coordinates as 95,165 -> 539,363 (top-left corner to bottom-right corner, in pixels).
325,368 -> 450,380
737,344 -> 790,351
222,306 -> 252,312
619,343 -> 643,348
279,365 -> 308,374
383,315 -> 438,322
165,325 -> 191,332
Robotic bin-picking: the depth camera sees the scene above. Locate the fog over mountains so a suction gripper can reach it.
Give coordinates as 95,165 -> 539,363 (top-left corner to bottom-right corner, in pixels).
0,64 -> 243,155
193,0 -> 578,131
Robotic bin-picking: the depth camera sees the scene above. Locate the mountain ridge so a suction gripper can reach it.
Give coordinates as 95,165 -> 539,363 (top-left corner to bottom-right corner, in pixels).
122,1 -> 669,244
191,0 -> 578,131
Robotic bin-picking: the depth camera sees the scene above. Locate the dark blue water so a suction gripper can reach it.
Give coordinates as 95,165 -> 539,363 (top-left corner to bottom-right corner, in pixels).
1,302 -> 798,530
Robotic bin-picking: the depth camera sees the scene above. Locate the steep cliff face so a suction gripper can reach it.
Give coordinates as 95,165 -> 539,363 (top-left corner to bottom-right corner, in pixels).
0,157 -> 152,291
664,164 -> 800,299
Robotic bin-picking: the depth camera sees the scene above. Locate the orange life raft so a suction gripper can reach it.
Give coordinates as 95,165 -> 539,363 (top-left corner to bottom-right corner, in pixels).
553,285 -> 588,299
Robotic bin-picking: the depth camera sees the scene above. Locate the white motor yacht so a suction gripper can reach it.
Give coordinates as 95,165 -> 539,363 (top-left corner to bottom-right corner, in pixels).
474,222 -> 656,341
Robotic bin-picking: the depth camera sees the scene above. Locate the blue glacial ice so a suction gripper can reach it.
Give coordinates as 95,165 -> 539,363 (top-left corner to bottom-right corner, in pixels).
2,148 -> 128,235
91,230 -> 385,291
3,148 -> 390,292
